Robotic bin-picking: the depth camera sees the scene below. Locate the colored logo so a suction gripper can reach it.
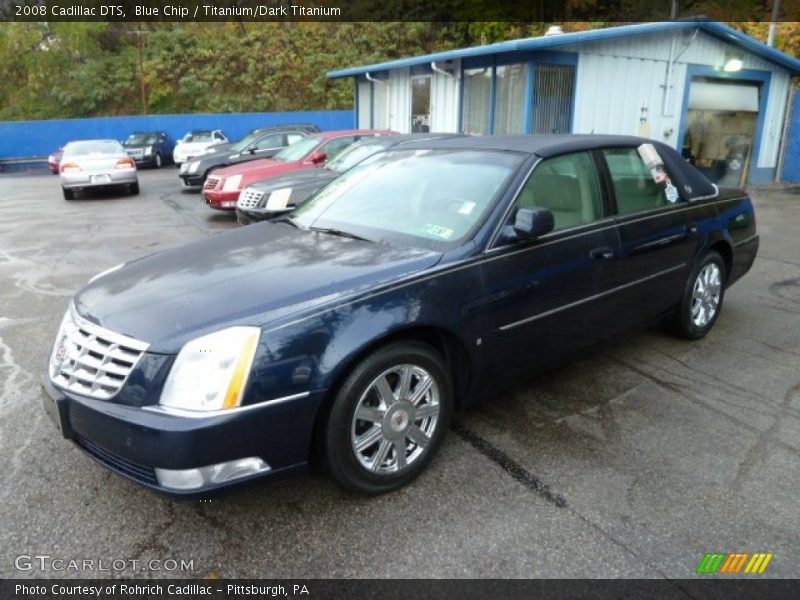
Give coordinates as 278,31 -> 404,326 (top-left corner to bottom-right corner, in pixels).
696,552 -> 773,574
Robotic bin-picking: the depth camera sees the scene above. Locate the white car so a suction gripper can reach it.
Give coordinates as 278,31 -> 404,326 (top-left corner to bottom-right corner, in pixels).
172,130 -> 229,166
59,140 -> 138,200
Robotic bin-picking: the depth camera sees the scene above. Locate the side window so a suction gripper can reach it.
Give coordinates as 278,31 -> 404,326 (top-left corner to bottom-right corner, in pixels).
286,134 -> 304,145
321,136 -> 356,160
515,151 -> 603,232
603,148 -> 668,216
254,134 -> 285,149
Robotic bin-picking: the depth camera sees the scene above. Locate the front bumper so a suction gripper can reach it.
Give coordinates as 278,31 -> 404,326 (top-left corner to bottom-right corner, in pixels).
203,189 -> 239,211
41,376 -> 323,494
61,170 -> 137,189
179,174 -> 204,189
131,155 -> 158,167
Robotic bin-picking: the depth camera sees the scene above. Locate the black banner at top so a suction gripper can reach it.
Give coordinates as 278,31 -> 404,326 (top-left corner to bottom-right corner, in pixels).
3,0 -> 800,22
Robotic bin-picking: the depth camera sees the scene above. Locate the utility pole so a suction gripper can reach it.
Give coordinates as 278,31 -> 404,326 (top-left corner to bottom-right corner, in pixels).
130,29 -> 148,114
768,0 -> 781,47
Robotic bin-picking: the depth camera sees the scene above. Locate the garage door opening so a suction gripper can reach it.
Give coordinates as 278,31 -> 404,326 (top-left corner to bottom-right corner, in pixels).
681,77 -> 760,187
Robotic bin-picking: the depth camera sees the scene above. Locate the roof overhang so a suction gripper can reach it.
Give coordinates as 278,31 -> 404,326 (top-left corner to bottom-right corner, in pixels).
327,19 -> 800,79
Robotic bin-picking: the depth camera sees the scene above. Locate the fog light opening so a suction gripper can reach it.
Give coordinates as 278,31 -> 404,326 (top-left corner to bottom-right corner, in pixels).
155,457 -> 271,490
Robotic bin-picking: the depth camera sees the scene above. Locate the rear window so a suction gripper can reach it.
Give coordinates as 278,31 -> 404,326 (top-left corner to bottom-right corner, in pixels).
604,148 -> 668,216
64,141 -> 122,156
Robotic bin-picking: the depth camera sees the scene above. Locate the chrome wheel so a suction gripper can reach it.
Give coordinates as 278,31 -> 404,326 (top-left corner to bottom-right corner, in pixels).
691,263 -> 722,327
350,364 -> 440,475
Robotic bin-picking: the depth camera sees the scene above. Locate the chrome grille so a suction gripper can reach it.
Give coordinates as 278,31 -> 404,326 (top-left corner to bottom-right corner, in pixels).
204,176 -> 221,191
237,188 -> 264,209
126,148 -> 145,158
49,305 -> 149,400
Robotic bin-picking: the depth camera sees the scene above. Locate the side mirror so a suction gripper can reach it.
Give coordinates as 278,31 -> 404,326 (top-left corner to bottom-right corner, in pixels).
308,151 -> 327,164
248,146 -> 257,154
512,207 -> 555,240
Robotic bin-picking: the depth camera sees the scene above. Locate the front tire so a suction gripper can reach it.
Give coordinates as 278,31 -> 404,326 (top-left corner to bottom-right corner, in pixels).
154,153 -> 162,168
129,182 -> 140,195
62,187 -> 74,200
668,250 -> 726,339
321,341 -> 453,495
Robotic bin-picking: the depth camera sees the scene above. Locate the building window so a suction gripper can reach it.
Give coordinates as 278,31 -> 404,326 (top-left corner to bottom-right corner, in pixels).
532,64 -> 575,134
411,76 -> 432,132
494,64 -> 528,135
462,67 -> 492,135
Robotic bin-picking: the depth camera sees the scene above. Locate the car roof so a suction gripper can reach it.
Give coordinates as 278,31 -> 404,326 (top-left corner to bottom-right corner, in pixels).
310,129 -> 396,139
354,133 -> 463,148
250,124 -> 320,134
393,134 -> 658,157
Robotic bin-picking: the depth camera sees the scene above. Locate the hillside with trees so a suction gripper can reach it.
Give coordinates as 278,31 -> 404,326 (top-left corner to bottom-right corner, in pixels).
0,21 -> 796,121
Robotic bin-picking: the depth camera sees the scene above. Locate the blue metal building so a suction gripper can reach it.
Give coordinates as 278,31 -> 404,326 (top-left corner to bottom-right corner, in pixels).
328,20 -> 800,186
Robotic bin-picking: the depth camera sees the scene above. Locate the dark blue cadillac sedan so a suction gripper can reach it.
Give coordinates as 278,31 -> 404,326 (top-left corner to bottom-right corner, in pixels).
43,135 -> 759,495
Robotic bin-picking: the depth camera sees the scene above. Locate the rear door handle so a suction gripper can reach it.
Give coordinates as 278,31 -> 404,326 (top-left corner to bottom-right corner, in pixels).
589,246 -> 614,260
686,222 -> 698,234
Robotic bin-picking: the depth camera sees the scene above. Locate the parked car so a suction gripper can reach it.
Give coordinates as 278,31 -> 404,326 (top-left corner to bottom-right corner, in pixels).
59,139 -> 138,200
48,148 -> 64,174
123,131 -> 176,168
42,135 -> 758,495
178,124 -> 321,190
235,133 -> 459,225
173,130 -> 228,167
203,129 -> 393,211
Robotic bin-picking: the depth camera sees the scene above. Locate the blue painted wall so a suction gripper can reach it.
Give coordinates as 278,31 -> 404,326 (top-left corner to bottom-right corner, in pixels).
781,90 -> 800,182
0,110 -> 354,160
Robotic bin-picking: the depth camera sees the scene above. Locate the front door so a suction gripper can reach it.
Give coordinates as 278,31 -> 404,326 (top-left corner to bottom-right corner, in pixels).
478,150 -> 621,384
411,76 -> 431,133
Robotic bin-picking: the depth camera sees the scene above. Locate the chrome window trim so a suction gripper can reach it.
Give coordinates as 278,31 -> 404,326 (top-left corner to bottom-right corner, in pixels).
143,391 -> 311,418
498,263 -> 687,331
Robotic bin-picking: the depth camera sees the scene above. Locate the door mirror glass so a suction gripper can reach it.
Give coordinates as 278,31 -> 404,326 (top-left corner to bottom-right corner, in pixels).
513,207 -> 555,239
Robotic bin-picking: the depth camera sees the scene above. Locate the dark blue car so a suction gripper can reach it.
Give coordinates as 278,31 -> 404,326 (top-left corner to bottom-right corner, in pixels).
42,135 -> 759,495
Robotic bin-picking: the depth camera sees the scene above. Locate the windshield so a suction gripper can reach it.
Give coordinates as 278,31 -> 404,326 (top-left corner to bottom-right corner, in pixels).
326,140 -> 388,173
125,133 -> 157,145
230,132 -> 261,152
182,132 -> 213,143
64,141 -> 123,156
292,149 -> 523,249
274,136 -> 320,162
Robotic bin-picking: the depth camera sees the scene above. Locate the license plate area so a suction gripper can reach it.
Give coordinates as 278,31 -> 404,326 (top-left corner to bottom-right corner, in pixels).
90,174 -> 111,184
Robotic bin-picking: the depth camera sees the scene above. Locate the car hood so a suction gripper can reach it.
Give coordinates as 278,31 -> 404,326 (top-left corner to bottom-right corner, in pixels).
214,157 -> 293,178
74,223 -> 442,353
176,142 -> 214,153
249,168 -> 338,193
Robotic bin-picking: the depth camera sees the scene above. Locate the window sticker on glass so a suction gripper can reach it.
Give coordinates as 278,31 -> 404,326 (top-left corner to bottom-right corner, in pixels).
458,201 -> 477,216
421,223 -> 455,240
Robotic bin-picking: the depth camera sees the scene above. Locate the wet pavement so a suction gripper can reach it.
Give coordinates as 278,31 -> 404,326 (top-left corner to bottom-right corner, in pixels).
0,169 -> 798,579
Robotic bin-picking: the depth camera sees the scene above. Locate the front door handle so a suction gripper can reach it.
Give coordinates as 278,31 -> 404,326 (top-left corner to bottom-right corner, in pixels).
589,246 -> 614,260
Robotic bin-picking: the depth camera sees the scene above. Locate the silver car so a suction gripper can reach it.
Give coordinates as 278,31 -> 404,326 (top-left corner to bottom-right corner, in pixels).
59,140 -> 139,200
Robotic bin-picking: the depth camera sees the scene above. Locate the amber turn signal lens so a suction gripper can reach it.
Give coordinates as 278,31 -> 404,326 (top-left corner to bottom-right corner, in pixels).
60,162 -> 81,172
115,158 -> 136,169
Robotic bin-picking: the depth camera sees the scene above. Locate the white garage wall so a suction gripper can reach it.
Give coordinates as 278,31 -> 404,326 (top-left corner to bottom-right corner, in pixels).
430,62 -> 461,132
566,30 -> 790,169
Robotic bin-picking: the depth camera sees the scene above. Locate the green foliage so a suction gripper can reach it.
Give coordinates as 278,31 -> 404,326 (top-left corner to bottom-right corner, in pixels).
0,21 -> 796,121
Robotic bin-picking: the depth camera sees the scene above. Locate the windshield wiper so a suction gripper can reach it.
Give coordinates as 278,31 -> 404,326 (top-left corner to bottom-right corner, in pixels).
309,226 -> 372,242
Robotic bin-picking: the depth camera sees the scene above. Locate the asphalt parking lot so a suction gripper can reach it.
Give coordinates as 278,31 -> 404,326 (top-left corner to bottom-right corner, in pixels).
0,167 -> 798,579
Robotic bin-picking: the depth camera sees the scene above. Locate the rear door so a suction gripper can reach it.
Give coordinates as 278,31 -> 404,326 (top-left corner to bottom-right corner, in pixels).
480,150 -> 622,383
599,147 -> 710,325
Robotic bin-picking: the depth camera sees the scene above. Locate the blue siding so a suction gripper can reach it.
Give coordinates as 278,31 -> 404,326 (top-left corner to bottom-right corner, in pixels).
0,110 -> 354,160
781,89 -> 800,182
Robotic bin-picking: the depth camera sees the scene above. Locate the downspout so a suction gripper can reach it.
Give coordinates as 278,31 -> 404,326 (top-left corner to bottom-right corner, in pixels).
431,61 -> 453,78
365,72 -> 386,130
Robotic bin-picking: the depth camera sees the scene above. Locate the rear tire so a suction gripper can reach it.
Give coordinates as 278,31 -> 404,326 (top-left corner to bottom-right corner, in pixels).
321,341 -> 453,495
129,182 -> 140,195
667,250 -> 726,340
62,187 -> 74,200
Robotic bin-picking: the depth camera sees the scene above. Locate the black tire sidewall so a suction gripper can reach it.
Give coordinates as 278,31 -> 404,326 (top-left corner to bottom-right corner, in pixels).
676,250 -> 726,339
323,342 -> 453,495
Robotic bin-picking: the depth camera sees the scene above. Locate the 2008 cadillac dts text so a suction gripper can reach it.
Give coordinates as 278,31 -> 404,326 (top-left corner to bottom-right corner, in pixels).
42,135 -> 759,495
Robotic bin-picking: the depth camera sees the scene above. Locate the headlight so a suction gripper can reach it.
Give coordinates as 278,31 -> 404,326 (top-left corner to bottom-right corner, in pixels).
265,188 -> 293,210
188,161 -> 200,174
88,262 -> 125,284
144,147 -> 153,156
222,174 -> 243,192
159,327 -> 260,412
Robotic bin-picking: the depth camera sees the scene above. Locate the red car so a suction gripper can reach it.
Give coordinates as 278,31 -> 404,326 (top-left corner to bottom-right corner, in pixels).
48,148 -> 64,174
202,129 -> 394,211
